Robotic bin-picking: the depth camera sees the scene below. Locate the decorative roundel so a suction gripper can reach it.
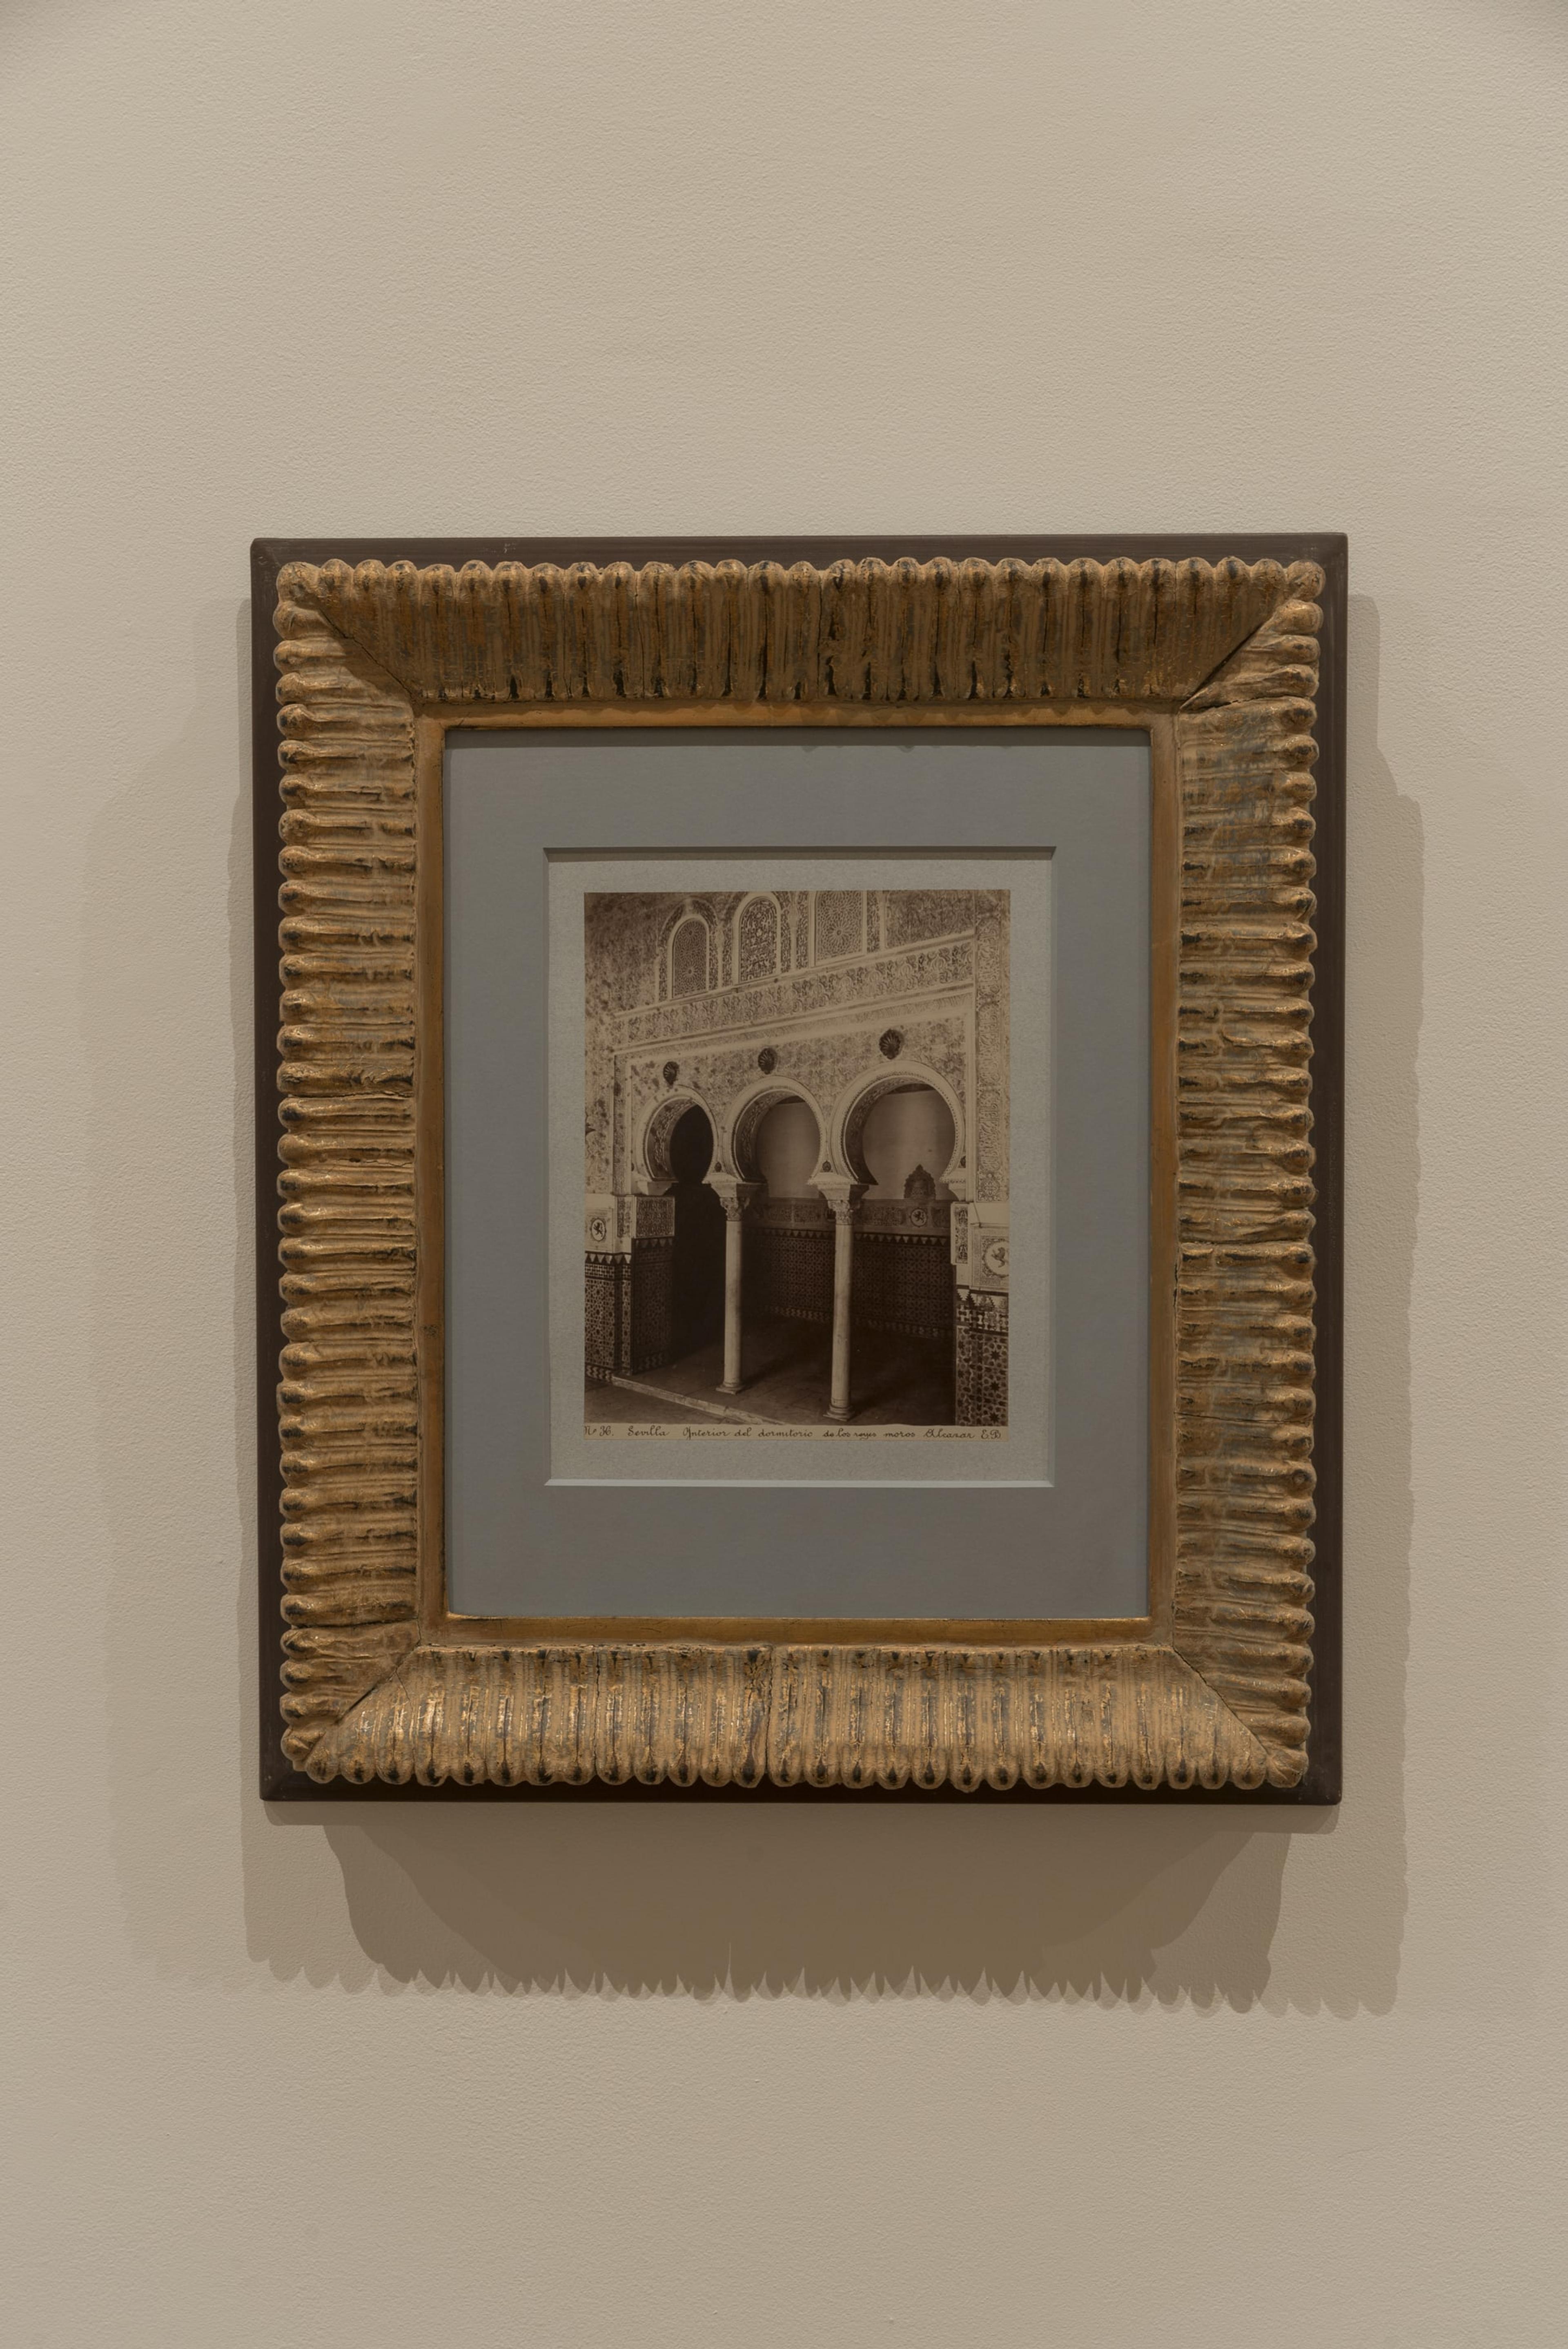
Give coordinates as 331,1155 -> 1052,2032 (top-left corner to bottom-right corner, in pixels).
982,1238 -> 1009,1278
908,1206 -> 930,1229
757,1046 -> 777,1074
878,1028 -> 903,1060
588,1213 -> 609,1244
662,1061 -> 679,1087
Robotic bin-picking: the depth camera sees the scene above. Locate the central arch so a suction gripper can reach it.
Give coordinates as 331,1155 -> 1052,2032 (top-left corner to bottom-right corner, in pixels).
704,1079 -> 832,1412
722,1075 -> 829,1185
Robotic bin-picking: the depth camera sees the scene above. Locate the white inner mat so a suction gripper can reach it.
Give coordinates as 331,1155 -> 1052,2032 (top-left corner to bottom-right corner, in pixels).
548,856 -> 1051,1486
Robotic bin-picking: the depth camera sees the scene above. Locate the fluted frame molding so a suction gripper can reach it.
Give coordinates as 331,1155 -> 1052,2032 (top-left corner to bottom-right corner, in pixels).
271,551 -> 1323,1794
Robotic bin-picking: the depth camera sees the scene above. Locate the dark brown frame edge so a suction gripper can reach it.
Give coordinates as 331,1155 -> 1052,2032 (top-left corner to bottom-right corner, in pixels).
252,532 -> 1345,1806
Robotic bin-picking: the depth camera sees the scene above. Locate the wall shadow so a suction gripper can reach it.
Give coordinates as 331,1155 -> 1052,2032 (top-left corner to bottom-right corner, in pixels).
240,591 -> 1421,2014
89,595 -> 287,1992
266,1800 -> 1320,2006
99,594 -> 1418,2016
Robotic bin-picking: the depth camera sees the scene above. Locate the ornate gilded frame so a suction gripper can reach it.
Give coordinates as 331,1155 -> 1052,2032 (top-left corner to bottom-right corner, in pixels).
254,535 -> 1344,1803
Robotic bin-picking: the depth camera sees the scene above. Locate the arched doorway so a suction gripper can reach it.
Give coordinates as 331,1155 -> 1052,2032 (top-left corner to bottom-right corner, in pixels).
826,1069 -> 964,1426
858,1084 -> 957,1200
744,1096 -> 833,1367
833,1064 -> 964,1197
700,1090 -> 833,1413
667,1102 -> 725,1358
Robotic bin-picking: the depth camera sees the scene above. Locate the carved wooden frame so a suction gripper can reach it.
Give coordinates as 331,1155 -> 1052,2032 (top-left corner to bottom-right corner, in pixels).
254,535 -> 1343,1803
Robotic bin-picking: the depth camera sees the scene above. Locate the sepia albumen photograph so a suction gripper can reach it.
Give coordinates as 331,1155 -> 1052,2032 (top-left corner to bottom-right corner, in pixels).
582,885 -> 1010,1437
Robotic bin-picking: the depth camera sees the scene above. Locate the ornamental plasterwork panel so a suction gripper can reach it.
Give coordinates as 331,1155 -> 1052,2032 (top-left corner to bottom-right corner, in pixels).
651,893 -> 723,1001
710,892 -> 746,988
625,1193 -> 674,1239
670,915 -> 709,998
959,1199 -> 1011,1292
620,1010 -> 971,1191
974,1098 -> 1007,1203
585,894 -> 666,1188
777,890 -> 797,973
882,889 -> 976,951
618,938 -> 976,1049
858,1199 -> 953,1234
594,899 -> 1004,1200
751,1197 -> 832,1228
647,1015 -> 970,1135
748,1196 -> 952,1235
584,1050 -> 613,1194
615,1010 -> 967,1193
738,893 -> 782,984
813,889 -> 865,963
611,891 -> 987,1015
971,892 -> 1010,1202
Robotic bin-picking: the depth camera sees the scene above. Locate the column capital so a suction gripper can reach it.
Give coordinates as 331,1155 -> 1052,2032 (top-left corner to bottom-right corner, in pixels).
706,1173 -> 761,1222
811,1174 -> 868,1226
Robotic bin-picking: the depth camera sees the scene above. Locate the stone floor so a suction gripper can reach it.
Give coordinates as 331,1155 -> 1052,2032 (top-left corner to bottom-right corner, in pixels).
587,1316 -> 956,1429
583,1380 -> 717,1427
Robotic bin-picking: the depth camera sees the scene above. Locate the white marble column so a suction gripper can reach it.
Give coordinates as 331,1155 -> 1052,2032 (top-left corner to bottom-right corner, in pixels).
706,1175 -> 758,1394
811,1176 -> 867,1422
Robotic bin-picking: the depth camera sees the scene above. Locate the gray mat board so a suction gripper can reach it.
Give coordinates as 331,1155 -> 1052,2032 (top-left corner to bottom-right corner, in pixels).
445,727 -> 1150,1621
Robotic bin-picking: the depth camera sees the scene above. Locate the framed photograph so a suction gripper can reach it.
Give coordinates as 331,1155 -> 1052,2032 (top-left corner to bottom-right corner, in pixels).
254,535 -> 1344,1802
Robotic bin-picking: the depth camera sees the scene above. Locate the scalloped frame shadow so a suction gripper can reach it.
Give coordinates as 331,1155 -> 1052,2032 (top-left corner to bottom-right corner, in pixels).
274,554 -> 1319,1791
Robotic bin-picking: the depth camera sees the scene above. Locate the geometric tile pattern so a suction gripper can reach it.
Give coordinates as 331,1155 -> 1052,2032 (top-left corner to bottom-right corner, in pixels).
954,1287 -> 1009,1425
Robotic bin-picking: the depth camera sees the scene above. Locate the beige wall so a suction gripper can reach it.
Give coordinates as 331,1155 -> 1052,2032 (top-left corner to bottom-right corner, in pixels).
6,3 -> 1565,2341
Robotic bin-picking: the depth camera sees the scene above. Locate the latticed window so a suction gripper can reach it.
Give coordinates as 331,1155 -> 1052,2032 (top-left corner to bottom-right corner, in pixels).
670,916 -> 708,997
737,895 -> 780,983
813,890 -> 864,964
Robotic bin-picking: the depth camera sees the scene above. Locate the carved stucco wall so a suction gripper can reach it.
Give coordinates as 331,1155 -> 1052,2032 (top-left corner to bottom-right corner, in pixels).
628,1012 -> 968,1187
587,892 -> 1007,1204
610,891 -> 981,1022
883,889 -> 972,951
584,892 -> 665,1195
971,890 -> 1009,1206
738,894 -> 781,984
622,937 -> 976,1049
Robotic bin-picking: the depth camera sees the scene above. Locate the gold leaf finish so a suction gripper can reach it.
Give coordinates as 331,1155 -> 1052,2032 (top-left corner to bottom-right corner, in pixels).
301,1644 -> 1274,1792
272,553 -> 1321,1791
1169,588 -> 1320,1779
274,596 -> 420,1767
281,552 -> 1301,710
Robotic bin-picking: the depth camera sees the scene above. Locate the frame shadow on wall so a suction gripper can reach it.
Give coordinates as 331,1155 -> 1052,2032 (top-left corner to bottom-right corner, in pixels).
232,600 -> 1424,2013
99,598 -> 1419,2012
